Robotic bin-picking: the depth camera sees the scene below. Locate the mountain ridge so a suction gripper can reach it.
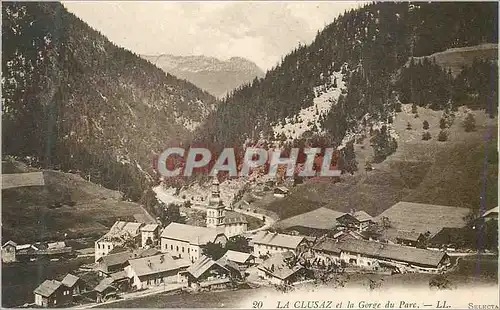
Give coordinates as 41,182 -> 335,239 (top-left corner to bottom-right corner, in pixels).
141,54 -> 265,98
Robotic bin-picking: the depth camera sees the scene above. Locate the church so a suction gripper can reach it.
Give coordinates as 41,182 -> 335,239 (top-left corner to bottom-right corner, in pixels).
206,175 -> 248,238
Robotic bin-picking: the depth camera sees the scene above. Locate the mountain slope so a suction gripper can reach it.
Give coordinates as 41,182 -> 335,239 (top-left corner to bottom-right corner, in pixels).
195,2 -> 498,149
142,54 -> 265,98
2,2 -> 217,206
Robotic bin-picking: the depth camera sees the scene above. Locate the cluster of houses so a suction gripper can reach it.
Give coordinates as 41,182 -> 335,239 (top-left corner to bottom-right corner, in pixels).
16,175 -> 499,307
2,240 -> 73,263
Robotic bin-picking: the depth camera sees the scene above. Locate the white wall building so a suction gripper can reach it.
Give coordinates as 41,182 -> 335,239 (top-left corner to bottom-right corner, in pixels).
160,223 -> 228,263
252,231 -> 306,257
94,221 -> 143,262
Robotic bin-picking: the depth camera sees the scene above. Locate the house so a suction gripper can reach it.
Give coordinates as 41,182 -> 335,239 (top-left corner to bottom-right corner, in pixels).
223,212 -> 248,238
140,223 -> 161,248
2,240 -> 17,263
34,280 -> 72,308
251,231 -> 306,257
186,255 -> 232,290
336,210 -> 374,232
274,207 -> 344,236
94,278 -> 118,303
311,238 -> 343,267
160,222 -> 228,263
380,228 -> 426,247
94,221 -> 144,262
257,251 -> 307,285
97,247 -> 160,276
61,274 -> 86,297
109,271 -> 131,292
314,238 -> 450,273
220,250 -> 255,269
125,253 -> 190,290
274,187 -> 289,198
376,202 -> 470,237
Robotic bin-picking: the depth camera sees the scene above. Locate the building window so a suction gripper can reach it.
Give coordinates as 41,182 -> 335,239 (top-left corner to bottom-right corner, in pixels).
176,246 -> 179,252
182,247 -> 184,253
171,245 -> 173,250
108,245 -> 111,250
188,248 -> 190,253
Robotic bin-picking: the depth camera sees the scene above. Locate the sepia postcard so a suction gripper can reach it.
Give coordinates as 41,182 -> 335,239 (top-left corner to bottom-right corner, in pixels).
1,1 -> 498,309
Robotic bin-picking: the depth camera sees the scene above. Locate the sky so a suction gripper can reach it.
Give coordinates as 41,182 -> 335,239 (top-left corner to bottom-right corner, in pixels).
63,1 -> 366,70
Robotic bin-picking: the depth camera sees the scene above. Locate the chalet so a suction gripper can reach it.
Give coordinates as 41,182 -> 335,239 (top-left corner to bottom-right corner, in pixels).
160,223 -> 228,263
124,254 -> 190,290
2,240 -> 17,263
380,228 -> 426,247
336,210 -> 374,232
313,238 -> 450,273
257,251 -> 307,285
61,274 -> 86,297
109,271 -> 131,292
251,231 -> 306,257
186,255 -> 232,290
95,221 -> 144,262
34,280 -> 72,308
220,250 -> 255,269
97,248 -> 159,276
140,223 -> 161,248
223,212 -> 248,238
274,187 -> 289,198
94,278 -> 118,303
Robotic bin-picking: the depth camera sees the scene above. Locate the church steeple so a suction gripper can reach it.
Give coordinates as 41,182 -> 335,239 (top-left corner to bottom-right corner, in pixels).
206,171 -> 225,228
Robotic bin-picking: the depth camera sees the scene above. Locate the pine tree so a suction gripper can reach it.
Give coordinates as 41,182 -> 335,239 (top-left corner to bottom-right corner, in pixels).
437,130 -> 448,142
406,122 -> 412,130
463,113 -> 476,132
411,103 -> 418,114
423,120 -> 429,130
439,118 -> 447,129
422,131 -> 431,140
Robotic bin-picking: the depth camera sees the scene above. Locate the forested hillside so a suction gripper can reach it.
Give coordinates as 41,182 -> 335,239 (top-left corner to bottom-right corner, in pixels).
2,2 -> 217,208
196,2 -> 498,150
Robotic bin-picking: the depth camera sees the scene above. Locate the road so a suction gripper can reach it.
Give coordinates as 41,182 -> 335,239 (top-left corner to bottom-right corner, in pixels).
154,186 -> 276,232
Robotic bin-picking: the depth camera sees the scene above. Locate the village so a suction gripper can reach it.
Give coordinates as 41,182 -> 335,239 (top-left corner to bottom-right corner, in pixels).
2,174 -> 498,308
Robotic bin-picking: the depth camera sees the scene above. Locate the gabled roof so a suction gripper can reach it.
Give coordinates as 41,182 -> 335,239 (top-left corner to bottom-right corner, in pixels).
128,254 -> 189,278
110,271 -> 128,282
224,211 -> 248,225
140,224 -> 160,232
61,274 -> 80,288
337,239 -> 447,267
483,206 -> 499,217
98,248 -> 160,268
257,251 -> 302,280
94,278 -> 115,293
47,241 -> 67,249
34,280 -> 62,297
274,187 -> 289,193
186,255 -> 228,279
98,221 -> 143,243
352,211 -> 374,222
160,223 -> 224,245
2,240 -> 17,248
275,207 -> 344,231
221,250 -> 253,264
312,238 -> 342,254
376,202 -> 470,236
252,231 -> 305,249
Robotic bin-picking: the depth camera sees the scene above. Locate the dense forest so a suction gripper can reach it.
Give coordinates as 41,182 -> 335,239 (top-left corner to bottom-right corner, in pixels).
2,2 -> 216,210
196,2 -> 498,150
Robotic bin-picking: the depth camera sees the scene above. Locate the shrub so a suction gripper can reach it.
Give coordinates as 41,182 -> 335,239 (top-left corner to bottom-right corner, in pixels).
463,113 -> 476,132
423,120 -> 429,130
422,131 -> 431,140
437,130 -> 448,141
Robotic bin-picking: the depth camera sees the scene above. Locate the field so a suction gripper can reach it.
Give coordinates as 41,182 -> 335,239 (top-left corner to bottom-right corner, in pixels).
1,159 -> 151,243
264,106 -> 498,221
1,257 -> 94,307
